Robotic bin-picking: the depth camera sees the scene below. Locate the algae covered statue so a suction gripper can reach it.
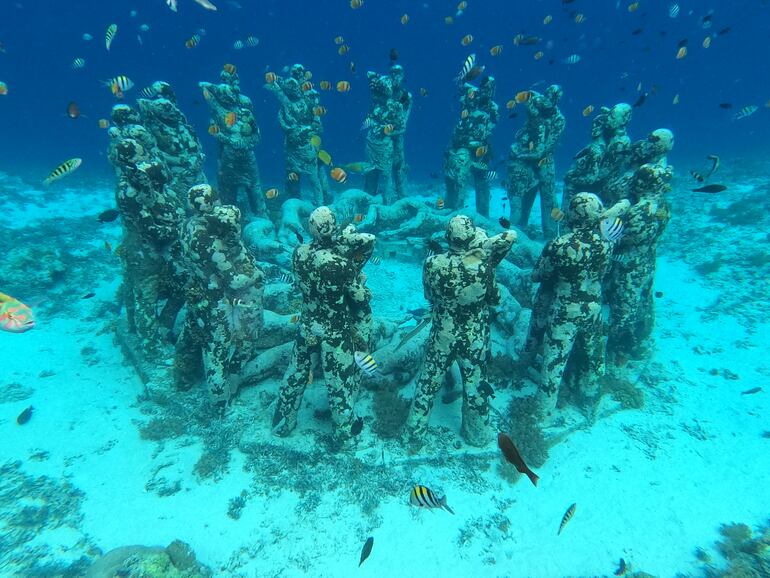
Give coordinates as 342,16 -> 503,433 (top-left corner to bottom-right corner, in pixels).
606,163 -> 672,366
175,184 -> 265,411
264,63 -> 329,206
107,104 -> 187,359
523,193 -> 629,423
505,85 -> 565,238
444,76 -> 499,217
200,64 -> 264,216
403,215 -> 516,451
363,65 -> 412,204
272,206 -> 375,449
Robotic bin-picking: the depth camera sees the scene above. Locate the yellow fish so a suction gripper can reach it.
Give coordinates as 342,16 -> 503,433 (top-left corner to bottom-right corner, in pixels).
317,150 -> 332,165
44,158 -> 82,185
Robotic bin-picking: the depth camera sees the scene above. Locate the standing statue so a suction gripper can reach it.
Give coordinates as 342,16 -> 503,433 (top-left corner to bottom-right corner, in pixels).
265,64 -> 330,206
200,64 -> 264,216
505,85 -> 565,239
444,76 -> 499,217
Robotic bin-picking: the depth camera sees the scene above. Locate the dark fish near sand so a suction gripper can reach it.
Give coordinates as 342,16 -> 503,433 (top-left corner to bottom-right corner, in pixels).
286,224 -> 304,244
16,405 -> 34,425
359,536 -> 374,566
614,558 -> 628,576
499,216 -> 511,229
410,485 -> 454,514
351,416 -> 364,436
497,433 -> 539,487
632,93 -> 647,108
558,503 -> 576,535
741,387 -> 762,395
81,292 -> 96,300
692,184 -> 726,193
97,208 -> 120,222
389,48 -> 399,62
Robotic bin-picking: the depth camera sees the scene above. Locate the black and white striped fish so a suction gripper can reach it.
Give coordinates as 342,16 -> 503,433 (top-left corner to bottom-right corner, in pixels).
354,351 -> 378,376
454,53 -> 476,83
409,485 -> 454,514
137,85 -> 158,99
370,256 -> 381,265
733,105 -> 758,120
485,170 -> 497,182
278,272 -> 293,284
600,217 -> 624,243
361,117 -> 375,131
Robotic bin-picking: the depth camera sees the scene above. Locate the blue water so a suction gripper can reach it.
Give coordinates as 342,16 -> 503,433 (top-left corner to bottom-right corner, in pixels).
1,0 -> 769,182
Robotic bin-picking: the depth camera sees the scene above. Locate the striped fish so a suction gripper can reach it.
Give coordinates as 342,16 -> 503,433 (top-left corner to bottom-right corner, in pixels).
43,158 -> 82,185
409,485 -> 454,514
104,75 -> 134,97
485,170 -> 497,182
71,58 -> 85,70
454,53 -> 476,83
360,116 -> 375,131
137,85 -> 157,99
558,503 -> 576,535
105,24 -> 117,51
354,351 -> 378,376
370,256 -> 381,265
279,272 -> 293,284
600,217 -> 624,243
733,105 -> 758,120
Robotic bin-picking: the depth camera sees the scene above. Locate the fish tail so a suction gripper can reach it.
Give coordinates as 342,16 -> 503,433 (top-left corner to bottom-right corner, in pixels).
441,496 -> 455,515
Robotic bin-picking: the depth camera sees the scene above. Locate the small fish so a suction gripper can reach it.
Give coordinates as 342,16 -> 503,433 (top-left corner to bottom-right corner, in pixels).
455,53 -> 478,83
288,172 -> 300,182
337,44 -> 349,55
245,35 -> 258,47
67,101 -> 81,119
677,38 -> 689,48
551,207 -> 565,222
224,111 -> 237,127
370,256 -> 381,265
654,291 -> 663,298
185,34 -> 201,49
104,75 -> 134,97
485,170 -> 497,182
562,54 -> 581,64
513,34 -> 542,46
692,184 -> 726,193
676,46 -> 687,59
600,217 -> 624,242
359,536 -> 374,567
614,558 -> 628,576
310,135 -> 322,148
490,45 -> 503,56
702,12 -> 714,29
82,33 -> 93,41
733,105 -> 758,120
410,485 -> 454,514
497,433 -> 539,487
668,3 -> 680,18
330,167 -> 347,183
717,27 -> 731,36
223,63 -> 237,75
350,0 -> 364,8
741,387 -> 762,395
582,105 -> 594,116
286,224 -> 304,244
104,241 -> 113,253
71,57 -> 85,69
81,292 -> 95,300
138,86 -> 157,99
336,80 -> 351,92
632,93 -> 647,108
706,154 -> 720,176
351,416 -> 364,436
105,24 -> 118,51
265,188 -> 279,199
543,15 -> 553,24
265,71 -> 277,84
279,272 -> 293,284
44,158 -> 82,185
16,405 -> 34,425
233,40 -> 244,50
354,351 -> 377,376
628,2 -> 639,12
400,13 -> 409,25
497,216 -> 511,230
419,87 -> 428,96
672,94 -> 680,105
436,197 -> 445,210
193,0 -> 218,9
319,80 -> 332,91
558,503 -> 576,535
97,208 -> 120,223
718,102 -> 733,109
460,34 -> 473,46
703,36 -> 712,49
574,13 -> 586,24
0,292 -> 35,333
690,170 -> 705,183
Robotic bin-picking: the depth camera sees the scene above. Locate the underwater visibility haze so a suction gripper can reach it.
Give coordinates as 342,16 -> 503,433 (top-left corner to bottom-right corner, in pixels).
1,0 -> 769,577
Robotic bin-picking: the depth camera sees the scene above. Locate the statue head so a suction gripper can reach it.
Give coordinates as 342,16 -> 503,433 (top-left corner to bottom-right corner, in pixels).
568,192 -> 604,229
446,214 -> 476,252
188,184 -> 218,214
308,206 -> 338,245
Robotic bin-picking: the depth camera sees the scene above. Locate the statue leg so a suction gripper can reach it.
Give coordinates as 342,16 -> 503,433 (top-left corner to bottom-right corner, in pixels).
472,168 -> 491,218
321,336 -> 359,449
272,333 -> 314,436
459,326 -> 491,446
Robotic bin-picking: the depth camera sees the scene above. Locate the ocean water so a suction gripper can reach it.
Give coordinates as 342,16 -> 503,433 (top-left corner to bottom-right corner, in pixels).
1,1 -> 769,577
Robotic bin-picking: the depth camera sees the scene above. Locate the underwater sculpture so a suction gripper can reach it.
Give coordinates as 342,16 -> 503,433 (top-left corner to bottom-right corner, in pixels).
272,206 -> 375,449
444,76 -> 499,217
136,83 -> 207,201
562,102 -> 633,216
606,163 -> 673,366
403,215 -> 516,450
107,104 -> 187,358
200,65 -> 264,216
601,128 -> 675,206
363,66 -> 412,204
264,63 -> 330,206
505,84 -> 565,239
175,185 -> 265,409
524,193 -> 630,422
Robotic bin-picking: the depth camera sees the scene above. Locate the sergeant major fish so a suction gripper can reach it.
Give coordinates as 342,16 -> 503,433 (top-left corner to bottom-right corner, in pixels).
409,485 -> 454,514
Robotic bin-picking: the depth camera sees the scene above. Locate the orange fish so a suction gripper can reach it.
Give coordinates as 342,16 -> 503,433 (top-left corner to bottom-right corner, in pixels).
301,81 -> 314,92
475,145 -> 488,158
534,51 -> 544,60
461,109 -> 469,119
436,198 -> 445,209
582,105 -> 594,117
319,80 -> 332,91
223,63 -> 237,74
338,44 -> 350,55
290,314 -> 300,323
353,213 -> 364,223
265,188 -> 279,199
551,207 -> 565,222
312,105 -> 327,116
444,16 -> 454,25
336,80 -> 351,92
330,167 -> 347,183
208,124 -> 219,135
461,34 -> 473,46
224,111 -> 237,127
185,34 -> 200,49
505,100 -> 516,109
334,36 -> 345,45
98,118 -> 110,129
383,124 -> 394,135
0,292 -> 35,333
490,45 -> 503,56
515,90 -> 532,103
350,0 -> 364,8
400,14 -> 409,25
265,71 -> 277,84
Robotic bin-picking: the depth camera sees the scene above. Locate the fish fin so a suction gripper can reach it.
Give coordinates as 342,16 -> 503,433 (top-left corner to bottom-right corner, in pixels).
528,471 -> 540,487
